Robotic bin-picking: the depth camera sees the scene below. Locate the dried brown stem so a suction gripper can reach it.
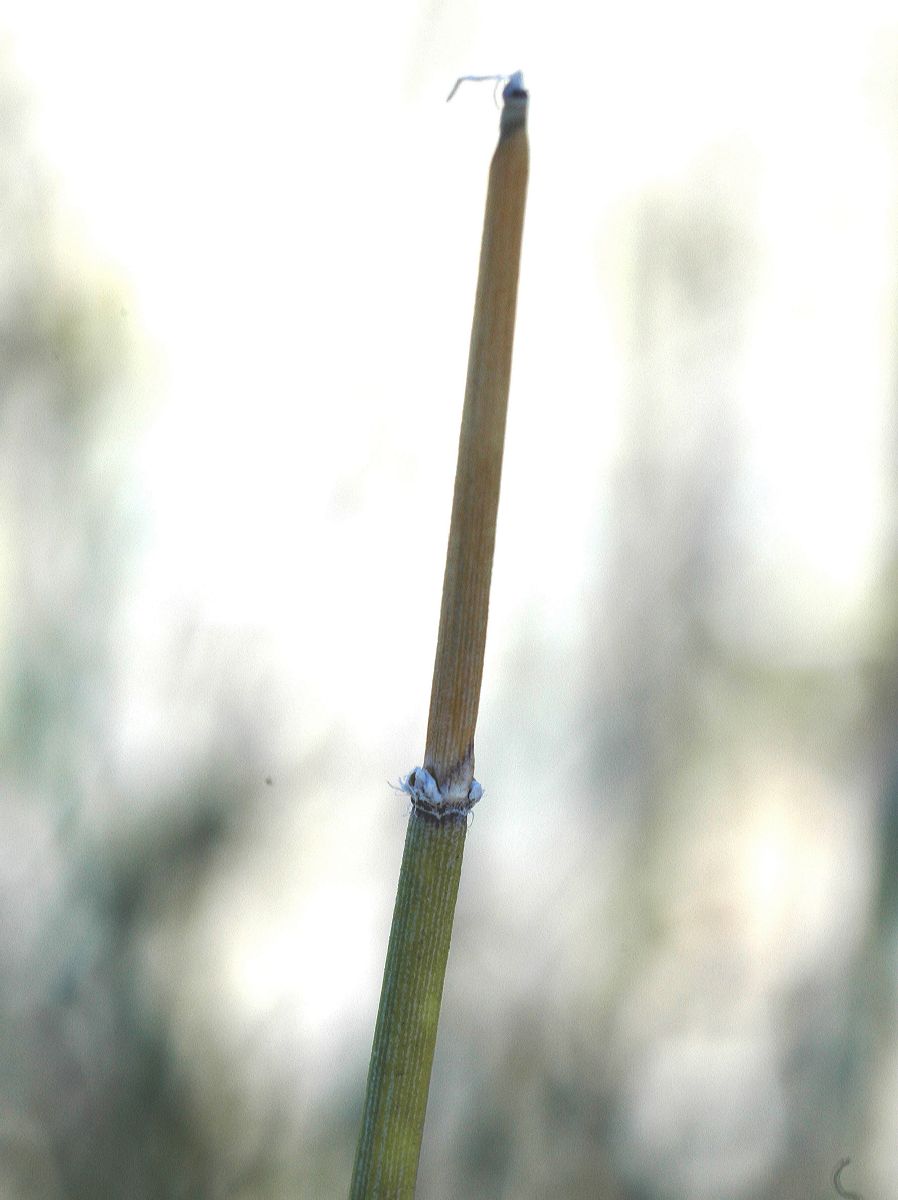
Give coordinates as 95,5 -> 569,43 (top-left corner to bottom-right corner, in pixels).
423,88 -> 529,801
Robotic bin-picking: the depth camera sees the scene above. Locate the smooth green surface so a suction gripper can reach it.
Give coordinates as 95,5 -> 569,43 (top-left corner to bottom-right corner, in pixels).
350,811 -> 467,1199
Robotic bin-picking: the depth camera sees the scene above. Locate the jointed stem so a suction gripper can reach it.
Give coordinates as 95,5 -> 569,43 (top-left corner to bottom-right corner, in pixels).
350,77 -> 529,1199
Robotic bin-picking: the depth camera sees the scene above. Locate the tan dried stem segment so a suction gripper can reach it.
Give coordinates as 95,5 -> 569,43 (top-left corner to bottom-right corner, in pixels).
423,88 -> 529,800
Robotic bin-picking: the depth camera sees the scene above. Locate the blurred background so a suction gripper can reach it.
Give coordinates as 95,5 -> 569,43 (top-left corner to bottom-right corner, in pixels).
2,2 -> 898,1197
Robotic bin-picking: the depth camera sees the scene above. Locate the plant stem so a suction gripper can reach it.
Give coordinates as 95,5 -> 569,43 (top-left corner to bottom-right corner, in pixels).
350,75 -> 529,1199
425,78 -> 530,800
349,812 -> 467,1198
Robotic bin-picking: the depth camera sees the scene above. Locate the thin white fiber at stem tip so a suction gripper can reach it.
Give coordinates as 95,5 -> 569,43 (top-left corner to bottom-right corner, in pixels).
446,71 -> 526,103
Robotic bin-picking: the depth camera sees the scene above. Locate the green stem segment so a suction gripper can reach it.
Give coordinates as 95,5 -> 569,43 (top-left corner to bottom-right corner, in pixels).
349,812 -> 467,1198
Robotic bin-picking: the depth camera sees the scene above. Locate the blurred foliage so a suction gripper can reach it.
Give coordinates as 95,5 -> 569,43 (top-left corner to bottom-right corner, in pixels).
0,53 -> 268,1199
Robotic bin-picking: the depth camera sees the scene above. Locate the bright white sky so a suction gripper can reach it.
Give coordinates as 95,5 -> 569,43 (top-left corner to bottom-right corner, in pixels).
4,0 -> 898,1097
6,1 -> 897,677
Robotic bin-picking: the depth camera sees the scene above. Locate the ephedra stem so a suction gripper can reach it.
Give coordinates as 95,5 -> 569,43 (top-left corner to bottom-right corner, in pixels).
349,73 -> 529,1199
